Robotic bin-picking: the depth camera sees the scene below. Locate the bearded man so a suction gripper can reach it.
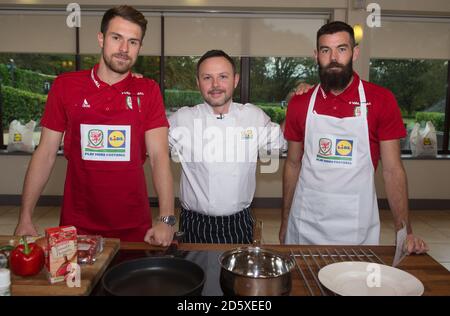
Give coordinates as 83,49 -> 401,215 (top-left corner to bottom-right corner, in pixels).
280,21 -> 428,254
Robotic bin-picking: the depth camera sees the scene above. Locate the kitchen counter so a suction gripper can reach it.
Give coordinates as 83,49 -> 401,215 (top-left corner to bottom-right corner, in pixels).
2,236 -> 450,296
117,242 -> 450,296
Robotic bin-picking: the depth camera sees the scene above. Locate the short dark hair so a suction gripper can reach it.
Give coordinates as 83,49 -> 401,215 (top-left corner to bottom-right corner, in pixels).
316,21 -> 356,48
197,50 -> 236,77
101,5 -> 148,40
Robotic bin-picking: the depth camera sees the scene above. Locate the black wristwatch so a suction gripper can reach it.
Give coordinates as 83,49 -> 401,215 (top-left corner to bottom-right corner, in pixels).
158,215 -> 176,227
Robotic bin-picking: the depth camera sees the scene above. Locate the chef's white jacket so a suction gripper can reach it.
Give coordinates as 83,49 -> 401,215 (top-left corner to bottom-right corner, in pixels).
168,101 -> 286,216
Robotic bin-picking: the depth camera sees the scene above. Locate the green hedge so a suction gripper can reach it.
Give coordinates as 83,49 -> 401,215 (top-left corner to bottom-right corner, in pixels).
415,112 -> 445,131
258,105 -> 286,124
2,85 -> 47,128
257,102 -> 283,108
0,64 -> 55,94
164,89 -> 203,109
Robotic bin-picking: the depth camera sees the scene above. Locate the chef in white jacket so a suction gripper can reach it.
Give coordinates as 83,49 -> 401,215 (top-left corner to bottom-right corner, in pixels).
169,50 -> 286,243
280,21 -> 428,254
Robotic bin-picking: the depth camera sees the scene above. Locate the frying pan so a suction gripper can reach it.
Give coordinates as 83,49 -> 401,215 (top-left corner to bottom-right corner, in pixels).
102,257 -> 205,296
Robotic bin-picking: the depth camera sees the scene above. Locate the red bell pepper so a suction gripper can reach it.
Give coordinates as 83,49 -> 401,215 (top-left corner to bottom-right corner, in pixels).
9,237 -> 45,276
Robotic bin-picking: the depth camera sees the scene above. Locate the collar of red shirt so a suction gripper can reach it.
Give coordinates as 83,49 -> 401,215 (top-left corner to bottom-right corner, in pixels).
90,63 -> 133,91
319,71 -> 361,102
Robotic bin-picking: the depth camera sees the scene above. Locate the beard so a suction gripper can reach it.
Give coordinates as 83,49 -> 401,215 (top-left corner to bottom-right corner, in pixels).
319,59 -> 353,92
102,50 -> 134,74
204,89 -> 233,108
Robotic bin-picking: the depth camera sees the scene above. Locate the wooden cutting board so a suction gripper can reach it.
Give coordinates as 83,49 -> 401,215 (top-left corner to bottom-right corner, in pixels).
0,236 -> 120,296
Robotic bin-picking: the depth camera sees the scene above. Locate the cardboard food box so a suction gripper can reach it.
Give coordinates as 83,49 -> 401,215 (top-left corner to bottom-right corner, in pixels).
45,226 -> 77,284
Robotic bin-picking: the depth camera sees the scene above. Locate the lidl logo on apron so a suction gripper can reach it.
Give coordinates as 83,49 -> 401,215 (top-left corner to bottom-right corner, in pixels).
315,135 -> 357,167
335,139 -> 353,156
80,124 -> 131,161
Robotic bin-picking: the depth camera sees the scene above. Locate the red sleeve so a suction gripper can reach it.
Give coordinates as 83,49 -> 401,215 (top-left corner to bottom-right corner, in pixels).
376,89 -> 407,141
40,77 -> 67,132
284,94 -> 309,142
142,80 -> 169,131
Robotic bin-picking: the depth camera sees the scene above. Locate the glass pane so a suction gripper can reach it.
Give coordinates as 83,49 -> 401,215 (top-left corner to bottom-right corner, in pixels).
81,54 -> 99,70
250,56 -> 317,123
369,59 -> 448,151
133,56 -> 160,83
0,53 -> 75,146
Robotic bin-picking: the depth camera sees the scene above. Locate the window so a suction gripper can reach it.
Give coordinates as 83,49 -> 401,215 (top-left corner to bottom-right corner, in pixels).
370,59 -> 448,151
164,56 -> 201,113
0,53 -> 75,146
80,54 -> 99,70
0,10 -> 77,149
133,56 -> 160,84
370,17 -> 450,153
250,57 -> 318,123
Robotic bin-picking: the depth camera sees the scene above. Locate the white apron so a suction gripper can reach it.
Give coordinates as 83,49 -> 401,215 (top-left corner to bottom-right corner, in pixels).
285,81 -> 380,245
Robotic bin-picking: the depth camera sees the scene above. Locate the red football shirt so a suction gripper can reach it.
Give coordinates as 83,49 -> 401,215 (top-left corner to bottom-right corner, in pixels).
39,65 -> 169,239
284,72 -> 406,169
41,64 -> 169,161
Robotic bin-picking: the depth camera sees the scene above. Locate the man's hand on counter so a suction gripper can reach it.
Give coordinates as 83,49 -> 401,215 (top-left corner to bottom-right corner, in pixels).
144,222 -> 174,247
14,218 -> 39,237
406,234 -> 429,254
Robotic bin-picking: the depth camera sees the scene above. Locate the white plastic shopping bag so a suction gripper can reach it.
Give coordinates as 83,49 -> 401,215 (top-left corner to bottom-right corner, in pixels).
7,120 -> 37,153
409,121 -> 438,157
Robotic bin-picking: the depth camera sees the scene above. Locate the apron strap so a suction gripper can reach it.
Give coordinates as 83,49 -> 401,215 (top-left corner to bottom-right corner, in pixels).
358,80 -> 367,118
307,84 -> 321,116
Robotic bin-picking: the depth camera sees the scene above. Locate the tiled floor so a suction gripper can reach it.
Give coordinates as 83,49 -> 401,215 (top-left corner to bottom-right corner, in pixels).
1,206 -> 449,271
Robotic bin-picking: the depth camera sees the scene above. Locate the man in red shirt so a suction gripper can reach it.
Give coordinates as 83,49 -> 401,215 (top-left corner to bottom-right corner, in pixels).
14,6 -> 175,245
281,21 -> 427,252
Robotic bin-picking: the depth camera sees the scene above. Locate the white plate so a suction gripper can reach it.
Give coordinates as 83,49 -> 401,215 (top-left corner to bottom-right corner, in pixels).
318,261 -> 424,296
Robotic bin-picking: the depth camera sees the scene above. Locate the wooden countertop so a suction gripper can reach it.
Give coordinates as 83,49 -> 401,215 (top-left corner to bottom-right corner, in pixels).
2,237 -> 450,296
122,242 -> 450,296
0,236 -> 120,296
